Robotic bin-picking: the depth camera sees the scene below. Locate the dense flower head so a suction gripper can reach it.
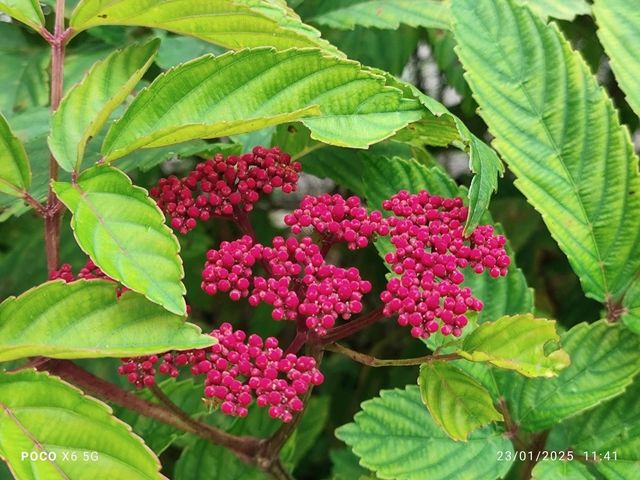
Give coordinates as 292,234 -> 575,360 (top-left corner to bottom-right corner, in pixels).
284,194 -> 389,249
380,190 -> 509,338
118,323 -> 323,422
151,146 -> 301,234
201,235 -> 371,335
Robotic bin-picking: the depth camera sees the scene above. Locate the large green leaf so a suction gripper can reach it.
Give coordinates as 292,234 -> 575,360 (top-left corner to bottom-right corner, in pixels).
49,39 -> 160,173
0,113 -> 30,196
300,0 -> 450,30
459,314 -> 570,378
520,0 -> 590,21
451,0 -> 640,303
0,370 -> 163,479
52,166 -> 186,315
101,48 -> 423,160
593,0 -> 640,117
0,280 -> 214,362
497,321 -> 640,432
418,361 -> 502,441
69,0 -> 338,53
546,379 -> 640,478
0,0 -> 44,31
335,386 -> 514,480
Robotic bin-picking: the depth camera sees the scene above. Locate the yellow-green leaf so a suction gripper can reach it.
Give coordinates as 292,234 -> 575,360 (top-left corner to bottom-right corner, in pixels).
101,48 -> 423,161
49,39 -> 160,172
0,280 -> 214,362
459,314 -> 570,377
69,0 -> 339,54
52,166 -> 186,315
419,361 -> 502,441
0,0 -> 45,31
0,370 -> 165,479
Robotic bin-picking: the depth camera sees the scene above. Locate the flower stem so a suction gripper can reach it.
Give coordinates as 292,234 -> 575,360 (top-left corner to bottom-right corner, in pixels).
324,343 -> 460,367
319,306 -> 385,344
44,0 -> 69,274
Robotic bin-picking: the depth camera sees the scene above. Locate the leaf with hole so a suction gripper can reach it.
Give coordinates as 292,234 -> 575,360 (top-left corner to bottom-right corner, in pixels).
495,320 -> 640,431
0,370 -> 164,479
459,314 -> 570,377
0,280 -> 214,362
49,39 -> 160,172
52,165 -> 186,315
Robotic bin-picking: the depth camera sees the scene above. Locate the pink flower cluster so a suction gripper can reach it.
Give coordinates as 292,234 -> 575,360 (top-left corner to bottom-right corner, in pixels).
119,323 -> 323,422
380,190 -> 509,338
201,235 -> 372,336
284,194 -> 389,250
151,146 -> 301,234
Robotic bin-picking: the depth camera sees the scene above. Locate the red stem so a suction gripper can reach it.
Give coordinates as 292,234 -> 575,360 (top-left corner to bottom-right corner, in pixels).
43,0 -> 68,275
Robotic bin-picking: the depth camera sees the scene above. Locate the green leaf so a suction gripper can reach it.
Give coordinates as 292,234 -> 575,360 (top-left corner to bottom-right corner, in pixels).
0,0 -> 44,31
52,165 -> 186,315
593,0 -> 640,116
49,39 -> 160,173
0,112 -> 30,196
301,0 -> 450,30
330,448 -> 378,480
451,0 -> 640,303
335,386 -> 514,480
519,0 -> 590,21
323,25 -> 420,77
0,23 -> 49,113
281,396 -> 330,468
418,361 -> 502,441
154,35 -> 225,70
115,378 -> 208,454
69,0 -> 338,54
531,460 -> 595,479
496,320 -> 640,432
546,379 -> 640,477
459,314 -> 570,377
174,406 -> 277,480
0,370 -> 163,479
101,48 -> 423,160
0,280 -> 213,362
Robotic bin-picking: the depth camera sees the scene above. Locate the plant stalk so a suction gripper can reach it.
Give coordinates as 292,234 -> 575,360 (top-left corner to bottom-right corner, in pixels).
43,0 -> 68,274
325,343 -> 461,367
